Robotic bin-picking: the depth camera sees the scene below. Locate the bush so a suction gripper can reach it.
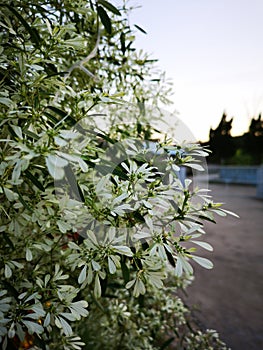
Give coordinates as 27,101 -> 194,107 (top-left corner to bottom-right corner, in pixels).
0,1 -> 234,348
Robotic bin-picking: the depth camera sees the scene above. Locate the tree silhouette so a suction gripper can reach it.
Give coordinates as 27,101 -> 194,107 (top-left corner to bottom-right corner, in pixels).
244,114 -> 263,164
209,113 -> 236,163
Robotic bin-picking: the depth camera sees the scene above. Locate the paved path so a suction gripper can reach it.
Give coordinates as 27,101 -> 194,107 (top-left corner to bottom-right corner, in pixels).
184,183 -> 263,350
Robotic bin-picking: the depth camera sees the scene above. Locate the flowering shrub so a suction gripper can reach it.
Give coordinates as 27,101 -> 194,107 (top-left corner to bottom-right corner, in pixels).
0,1 -> 235,348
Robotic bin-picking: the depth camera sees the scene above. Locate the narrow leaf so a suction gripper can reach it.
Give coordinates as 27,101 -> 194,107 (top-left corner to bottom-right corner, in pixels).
98,6 -> 112,34
134,24 -> 147,34
121,260 -> 130,284
4,4 -> 41,47
98,0 -> 121,15
25,170 -> 45,191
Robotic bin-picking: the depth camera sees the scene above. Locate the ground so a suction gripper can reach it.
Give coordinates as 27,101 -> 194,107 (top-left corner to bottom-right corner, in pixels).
183,183 -> 263,350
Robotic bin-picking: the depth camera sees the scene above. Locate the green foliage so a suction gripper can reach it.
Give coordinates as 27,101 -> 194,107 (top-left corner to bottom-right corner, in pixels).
78,276 -> 229,350
0,1 -> 233,348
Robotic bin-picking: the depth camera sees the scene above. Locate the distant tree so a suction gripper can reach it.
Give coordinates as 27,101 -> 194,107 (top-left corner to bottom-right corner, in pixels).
244,114 -> 263,164
208,113 -> 236,163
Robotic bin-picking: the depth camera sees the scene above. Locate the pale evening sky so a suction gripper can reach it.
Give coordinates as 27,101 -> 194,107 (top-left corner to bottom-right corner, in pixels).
125,0 -> 263,141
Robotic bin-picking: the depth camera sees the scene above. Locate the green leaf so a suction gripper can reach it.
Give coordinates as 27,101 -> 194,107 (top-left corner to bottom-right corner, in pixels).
23,129 -> 39,140
0,19 -> 16,35
64,165 -> 85,201
3,4 -> 41,48
98,6 -> 112,34
43,111 -> 59,125
121,259 -> 130,284
46,105 -> 67,118
16,187 -> 32,212
44,18 -> 52,36
134,24 -> 147,34
96,132 -> 116,144
46,106 -> 76,126
62,38 -> 87,49
98,0 -> 121,15
197,215 -> 216,224
25,170 -> 45,191
3,233 -> 15,250
120,32 -> 126,54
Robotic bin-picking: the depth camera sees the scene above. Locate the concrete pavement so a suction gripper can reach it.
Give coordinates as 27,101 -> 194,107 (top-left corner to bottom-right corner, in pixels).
184,183 -> 263,350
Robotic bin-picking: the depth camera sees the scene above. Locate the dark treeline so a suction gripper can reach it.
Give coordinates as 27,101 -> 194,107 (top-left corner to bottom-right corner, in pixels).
202,113 -> 263,165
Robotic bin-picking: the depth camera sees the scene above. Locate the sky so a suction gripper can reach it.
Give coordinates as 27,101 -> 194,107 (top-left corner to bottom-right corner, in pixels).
125,0 -> 263,141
